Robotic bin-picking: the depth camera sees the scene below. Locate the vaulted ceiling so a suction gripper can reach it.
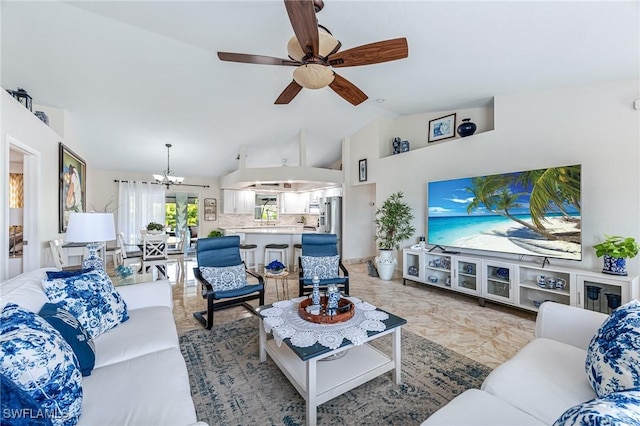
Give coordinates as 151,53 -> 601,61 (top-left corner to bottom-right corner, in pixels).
2,1 -> 638,179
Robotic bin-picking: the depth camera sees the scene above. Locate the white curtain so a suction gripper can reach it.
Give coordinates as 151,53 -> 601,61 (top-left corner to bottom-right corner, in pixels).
117,181 -> 165,244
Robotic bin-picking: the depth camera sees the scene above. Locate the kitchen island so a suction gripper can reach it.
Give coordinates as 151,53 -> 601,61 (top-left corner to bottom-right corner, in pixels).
221,226 -> 318,269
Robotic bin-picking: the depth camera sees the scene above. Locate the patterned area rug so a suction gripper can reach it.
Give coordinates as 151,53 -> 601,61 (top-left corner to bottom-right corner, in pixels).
179,316 -> 491,425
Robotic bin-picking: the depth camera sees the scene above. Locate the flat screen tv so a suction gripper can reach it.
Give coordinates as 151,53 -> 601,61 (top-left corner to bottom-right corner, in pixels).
427,164 -> 582,261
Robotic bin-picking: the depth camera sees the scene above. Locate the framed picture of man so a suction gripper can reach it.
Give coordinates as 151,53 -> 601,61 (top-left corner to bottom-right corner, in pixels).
59,143 -> 86,232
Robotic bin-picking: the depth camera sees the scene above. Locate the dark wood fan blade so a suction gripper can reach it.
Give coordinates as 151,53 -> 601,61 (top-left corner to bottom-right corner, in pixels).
218,52 -> 299,66
328,38 -> 408,68
275,81 -> 304,104
329,73 -> 368,106
284,0 -> 319,57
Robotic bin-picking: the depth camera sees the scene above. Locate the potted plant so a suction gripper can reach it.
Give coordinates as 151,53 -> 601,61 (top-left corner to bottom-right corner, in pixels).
374,191 -> 416,280
146,222 -> 164,234
593,235 -> 639,276
207,229 -> 223,238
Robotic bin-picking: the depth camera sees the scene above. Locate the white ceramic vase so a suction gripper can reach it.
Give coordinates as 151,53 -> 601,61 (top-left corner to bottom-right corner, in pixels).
375,249 -> 397,281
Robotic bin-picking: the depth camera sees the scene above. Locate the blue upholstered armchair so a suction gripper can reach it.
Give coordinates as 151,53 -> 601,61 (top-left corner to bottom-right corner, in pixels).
298,233 -> 349,296
193,236 -> 265,329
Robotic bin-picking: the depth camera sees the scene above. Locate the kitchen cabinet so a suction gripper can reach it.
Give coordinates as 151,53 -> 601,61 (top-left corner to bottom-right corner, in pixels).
221,190 -> 255,214
280,192 -> 310,214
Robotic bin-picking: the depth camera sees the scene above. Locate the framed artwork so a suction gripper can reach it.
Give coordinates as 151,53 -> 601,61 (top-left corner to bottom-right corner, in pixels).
204,198 -> 217,221
359,159 -> 367,182
428,113 -> 457,143
59,142 -> 86,233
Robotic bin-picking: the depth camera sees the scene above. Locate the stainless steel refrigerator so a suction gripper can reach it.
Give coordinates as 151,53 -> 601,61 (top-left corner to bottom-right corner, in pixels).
318,196 -> 342,255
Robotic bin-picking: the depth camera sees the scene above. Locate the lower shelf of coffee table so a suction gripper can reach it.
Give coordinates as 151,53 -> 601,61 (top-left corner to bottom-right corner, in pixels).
265,339 -> 394,405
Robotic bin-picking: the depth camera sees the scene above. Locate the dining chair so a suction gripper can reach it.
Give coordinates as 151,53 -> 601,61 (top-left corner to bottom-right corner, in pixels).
167,229 -> 187,279
142,233 -> 168,279
49,238 -> 69,269
193,235 -> 264,329
116,232 -> 143,271
298,233 -> 349,296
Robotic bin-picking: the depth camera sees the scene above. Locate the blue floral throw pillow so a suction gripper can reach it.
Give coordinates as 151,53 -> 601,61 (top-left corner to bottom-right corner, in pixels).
200,264 -> 248,292
42,268 -> 128,339
0,303 -> 82,426
1,373 -> 53,426
585,300 -> 640,397
553,389 -> 640,426
301,255 -> 340,280
39,303 -> 96,377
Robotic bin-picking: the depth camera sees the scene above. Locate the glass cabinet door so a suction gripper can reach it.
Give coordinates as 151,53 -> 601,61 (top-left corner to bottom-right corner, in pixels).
483,261 -> 514,303
453,257 -> 482,296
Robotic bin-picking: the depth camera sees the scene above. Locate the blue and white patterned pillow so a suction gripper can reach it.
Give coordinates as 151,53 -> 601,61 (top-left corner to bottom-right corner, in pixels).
42,268 -> 128,339
553,389 -> 640,425
0,303 -> 83,426
301,255 -> 340,280
585,300 -> 640,397
1,373 -> 53,426
39,303 -> 96,377
199,264 -> 248,292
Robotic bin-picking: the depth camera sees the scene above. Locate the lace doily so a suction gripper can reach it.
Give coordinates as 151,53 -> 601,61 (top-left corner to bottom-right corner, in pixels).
260,297 -> 389,350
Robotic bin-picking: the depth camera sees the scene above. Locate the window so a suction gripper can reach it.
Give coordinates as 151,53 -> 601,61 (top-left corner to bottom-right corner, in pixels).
166,194 -> 199,231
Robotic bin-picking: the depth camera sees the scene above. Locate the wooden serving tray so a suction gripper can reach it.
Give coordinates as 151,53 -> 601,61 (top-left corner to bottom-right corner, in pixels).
298,296 -> 355,324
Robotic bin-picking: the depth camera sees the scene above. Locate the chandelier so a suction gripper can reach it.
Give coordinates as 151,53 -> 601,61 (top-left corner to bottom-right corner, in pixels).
153,143 -> 184,188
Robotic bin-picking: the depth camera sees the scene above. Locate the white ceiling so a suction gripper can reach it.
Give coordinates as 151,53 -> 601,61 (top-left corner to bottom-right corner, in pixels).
2,1 -> 638,180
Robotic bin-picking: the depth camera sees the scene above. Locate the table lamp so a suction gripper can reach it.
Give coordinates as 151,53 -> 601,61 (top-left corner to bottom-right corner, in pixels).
9,207 -> 23,257
65,212 -> 116,270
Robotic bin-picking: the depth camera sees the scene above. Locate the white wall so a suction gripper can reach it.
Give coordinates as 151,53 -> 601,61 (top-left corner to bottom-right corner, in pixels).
89,169 -> 219,237
1,89 -> 88,273
343,79 -> 640,275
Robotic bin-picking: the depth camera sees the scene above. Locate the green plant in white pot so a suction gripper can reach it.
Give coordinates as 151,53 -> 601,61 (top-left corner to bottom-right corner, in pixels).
374,191 -> 416,280
593,235 -> 639,276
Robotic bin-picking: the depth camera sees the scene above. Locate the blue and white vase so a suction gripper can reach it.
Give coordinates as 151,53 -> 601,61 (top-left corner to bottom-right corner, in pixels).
602,254 -> 627,276
312,275 -> 321,306
326,284 -> 340,315
82,243 -> 104,270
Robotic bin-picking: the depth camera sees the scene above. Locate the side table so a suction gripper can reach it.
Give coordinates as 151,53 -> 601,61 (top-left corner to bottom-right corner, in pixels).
264,270 -> 289,300
111,273 -> 155,287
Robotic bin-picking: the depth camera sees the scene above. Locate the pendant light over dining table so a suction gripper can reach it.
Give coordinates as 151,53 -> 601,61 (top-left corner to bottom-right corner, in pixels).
153,143 -> 185,188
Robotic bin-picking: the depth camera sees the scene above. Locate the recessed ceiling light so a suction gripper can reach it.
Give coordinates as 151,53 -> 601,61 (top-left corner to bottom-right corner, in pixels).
376,98 -> 386,103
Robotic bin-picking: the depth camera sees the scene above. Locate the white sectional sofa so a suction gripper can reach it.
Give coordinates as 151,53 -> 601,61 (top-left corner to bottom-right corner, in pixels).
423,301 -> 609,425
0,268 -> 205,426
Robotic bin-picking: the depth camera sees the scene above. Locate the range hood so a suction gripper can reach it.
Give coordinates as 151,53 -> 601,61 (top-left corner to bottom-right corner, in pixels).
219,131 -> 343,192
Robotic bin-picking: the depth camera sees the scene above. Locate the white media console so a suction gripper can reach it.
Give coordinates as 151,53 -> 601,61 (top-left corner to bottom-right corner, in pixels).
402,248 -> 639,314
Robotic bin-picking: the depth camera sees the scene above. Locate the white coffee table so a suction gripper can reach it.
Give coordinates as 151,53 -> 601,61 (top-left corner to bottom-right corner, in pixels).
258,301 -> 406,426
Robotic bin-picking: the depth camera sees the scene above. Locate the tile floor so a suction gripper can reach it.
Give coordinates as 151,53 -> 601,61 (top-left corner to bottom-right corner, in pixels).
169,261 -> 536,369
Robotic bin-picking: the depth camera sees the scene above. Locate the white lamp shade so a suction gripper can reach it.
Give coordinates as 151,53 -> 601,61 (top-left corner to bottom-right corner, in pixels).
65,213 -> 116,243
9,208 -> 23,226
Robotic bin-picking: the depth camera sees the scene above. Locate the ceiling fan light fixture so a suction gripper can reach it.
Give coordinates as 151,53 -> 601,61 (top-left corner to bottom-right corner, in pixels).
293,64 -> 334,89
286,29 -> 339,61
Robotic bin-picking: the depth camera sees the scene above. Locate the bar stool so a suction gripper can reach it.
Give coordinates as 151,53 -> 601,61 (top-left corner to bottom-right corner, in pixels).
292,243 -> 302,271
264,243 -> 289,269
240,243 -> 258,272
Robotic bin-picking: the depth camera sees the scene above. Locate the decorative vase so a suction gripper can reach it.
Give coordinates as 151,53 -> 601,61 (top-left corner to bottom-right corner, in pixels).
604,293 -> 622,310
400,140 -> 410,153
602,254 -> 627,276
375,249 -> 396,281
82,243 -> 104,270
392,137 -> 401,155
457,118 -> 477,137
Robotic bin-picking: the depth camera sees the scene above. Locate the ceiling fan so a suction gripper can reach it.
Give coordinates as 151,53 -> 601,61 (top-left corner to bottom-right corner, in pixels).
217,0 -> 408,106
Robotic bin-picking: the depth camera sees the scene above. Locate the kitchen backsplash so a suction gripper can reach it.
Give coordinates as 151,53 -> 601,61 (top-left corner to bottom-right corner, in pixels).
217,213 -> 319,229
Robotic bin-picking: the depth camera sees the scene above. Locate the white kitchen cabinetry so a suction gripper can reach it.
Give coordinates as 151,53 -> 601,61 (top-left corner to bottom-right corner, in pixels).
402,248 -> 639,313
280,192 -> 310,214
221,190 -> 255,214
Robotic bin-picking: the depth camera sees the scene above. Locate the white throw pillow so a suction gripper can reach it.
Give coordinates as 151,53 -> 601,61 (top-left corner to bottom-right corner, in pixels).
301,255 -> 340,280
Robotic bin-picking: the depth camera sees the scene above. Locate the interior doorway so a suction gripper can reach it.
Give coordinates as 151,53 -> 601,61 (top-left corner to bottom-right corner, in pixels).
5,136 -> 41,279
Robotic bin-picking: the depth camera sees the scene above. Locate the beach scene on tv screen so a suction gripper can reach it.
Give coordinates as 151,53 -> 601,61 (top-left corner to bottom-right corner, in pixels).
428,165 -> 581,260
